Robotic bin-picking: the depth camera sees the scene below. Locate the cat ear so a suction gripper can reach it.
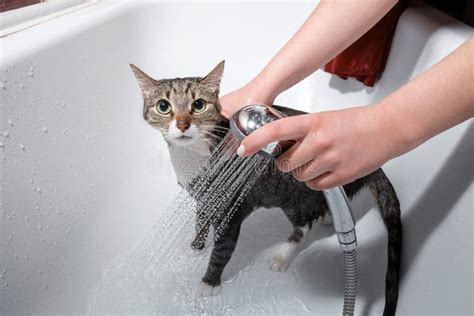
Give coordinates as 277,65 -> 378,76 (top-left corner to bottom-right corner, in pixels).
200,60 -> 225,94
130,63 -> 156,95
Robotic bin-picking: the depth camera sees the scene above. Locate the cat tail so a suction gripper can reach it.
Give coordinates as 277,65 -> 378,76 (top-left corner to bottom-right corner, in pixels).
367,169 -> 402,316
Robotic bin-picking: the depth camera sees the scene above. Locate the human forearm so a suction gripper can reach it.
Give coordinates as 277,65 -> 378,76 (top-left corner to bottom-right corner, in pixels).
220,0 -> 397,118
238,36 -> 474,189
250,0 -> 398,102
376,36 -> 474,158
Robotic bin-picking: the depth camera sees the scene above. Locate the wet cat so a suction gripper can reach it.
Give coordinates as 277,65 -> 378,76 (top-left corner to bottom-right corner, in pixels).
130,61 -> 402,316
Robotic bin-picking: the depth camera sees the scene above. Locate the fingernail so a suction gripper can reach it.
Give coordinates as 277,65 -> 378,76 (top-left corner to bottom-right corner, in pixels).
237,144 -> 245,157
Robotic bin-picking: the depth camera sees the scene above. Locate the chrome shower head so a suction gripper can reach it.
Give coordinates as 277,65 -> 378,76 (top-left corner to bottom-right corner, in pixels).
230,104 -> 294,158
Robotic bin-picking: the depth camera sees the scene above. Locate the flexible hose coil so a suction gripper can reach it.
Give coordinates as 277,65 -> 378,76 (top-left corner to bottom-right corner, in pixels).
343,249 -> 357,316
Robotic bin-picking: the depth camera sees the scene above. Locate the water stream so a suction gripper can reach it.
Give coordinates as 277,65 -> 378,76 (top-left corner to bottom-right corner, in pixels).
88,134 -> 289,314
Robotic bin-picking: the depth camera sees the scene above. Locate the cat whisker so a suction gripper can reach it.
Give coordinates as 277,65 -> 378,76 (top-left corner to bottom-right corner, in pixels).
199,124 -> 229,131
200,124 -> 229,129
200,125 -> 230,132
202,139 -> 215,148
199,134 -> 222,146
198,130 -> 222,139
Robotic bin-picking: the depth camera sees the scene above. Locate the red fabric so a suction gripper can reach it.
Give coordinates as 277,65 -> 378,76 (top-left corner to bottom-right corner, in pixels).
324,2 -> 407,87
0,0 -> 41,13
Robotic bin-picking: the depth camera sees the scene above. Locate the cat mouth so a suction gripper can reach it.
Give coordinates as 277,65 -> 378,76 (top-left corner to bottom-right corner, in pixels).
175,135 -> 193,140
171,135 -> 195,144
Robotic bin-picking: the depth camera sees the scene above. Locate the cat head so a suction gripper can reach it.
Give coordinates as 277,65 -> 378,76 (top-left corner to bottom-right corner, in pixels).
130,61 -> 225,147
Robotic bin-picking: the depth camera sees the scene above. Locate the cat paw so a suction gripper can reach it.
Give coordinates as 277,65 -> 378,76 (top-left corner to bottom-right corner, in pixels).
270,255 -> 290,272
268,242 -> 295,272
185,246 -> 204,257
187,240 -> 206,256
197,281 -> 222,297
319,212 -> 333,226
191,239 -> 206,250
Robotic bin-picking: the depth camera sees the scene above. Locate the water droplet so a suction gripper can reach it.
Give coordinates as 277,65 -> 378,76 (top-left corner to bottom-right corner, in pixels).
19,143 -> 25,150
0,82 -> 5,90
0,142 -> 4,148
38,225 -> 43,230
7,118 -> 13,126
42,126 -> 48,133
3,131 -> 9,138
19,83 -> 24,89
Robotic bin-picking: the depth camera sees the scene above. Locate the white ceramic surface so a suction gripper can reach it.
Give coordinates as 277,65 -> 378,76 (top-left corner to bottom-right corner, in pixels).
0,2 -> 472,315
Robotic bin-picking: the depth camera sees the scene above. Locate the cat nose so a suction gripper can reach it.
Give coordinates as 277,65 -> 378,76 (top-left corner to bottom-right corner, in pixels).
177,120 -> 190,132
175,113 -> 191,132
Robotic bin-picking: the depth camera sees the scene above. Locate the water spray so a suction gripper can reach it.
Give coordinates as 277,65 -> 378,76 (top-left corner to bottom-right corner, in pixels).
230,104 -> 357,316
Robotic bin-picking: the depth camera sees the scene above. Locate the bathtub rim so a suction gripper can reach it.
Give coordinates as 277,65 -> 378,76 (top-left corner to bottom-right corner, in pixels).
0,1 -> 130,66
0,0 -> 102,38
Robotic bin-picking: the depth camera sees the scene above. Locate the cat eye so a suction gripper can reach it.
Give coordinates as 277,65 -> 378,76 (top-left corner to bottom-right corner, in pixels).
192,99 -> 207,113
156,99 -> 172,115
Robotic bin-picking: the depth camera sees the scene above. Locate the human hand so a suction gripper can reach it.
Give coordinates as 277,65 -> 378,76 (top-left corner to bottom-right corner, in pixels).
236,105 -> 401,190
219,81 -> 275,119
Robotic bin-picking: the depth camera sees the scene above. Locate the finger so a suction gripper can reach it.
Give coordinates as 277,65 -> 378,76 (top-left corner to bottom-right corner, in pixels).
292,159 -> 333,182
237,115 -> 310,157
276,137 -> 317,173
305,172 -> 342,191
220,106 -> 233,119
274,140 -> 306,172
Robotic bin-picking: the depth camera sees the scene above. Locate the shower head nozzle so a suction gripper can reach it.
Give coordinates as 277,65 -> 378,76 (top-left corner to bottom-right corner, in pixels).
229,104 -> 293,158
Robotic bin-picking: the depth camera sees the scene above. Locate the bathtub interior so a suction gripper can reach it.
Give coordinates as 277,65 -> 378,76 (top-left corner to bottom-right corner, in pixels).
0,1 -> 473,315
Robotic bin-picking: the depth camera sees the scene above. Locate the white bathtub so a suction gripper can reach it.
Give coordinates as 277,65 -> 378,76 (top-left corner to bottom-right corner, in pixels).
0,1 -> 472,315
